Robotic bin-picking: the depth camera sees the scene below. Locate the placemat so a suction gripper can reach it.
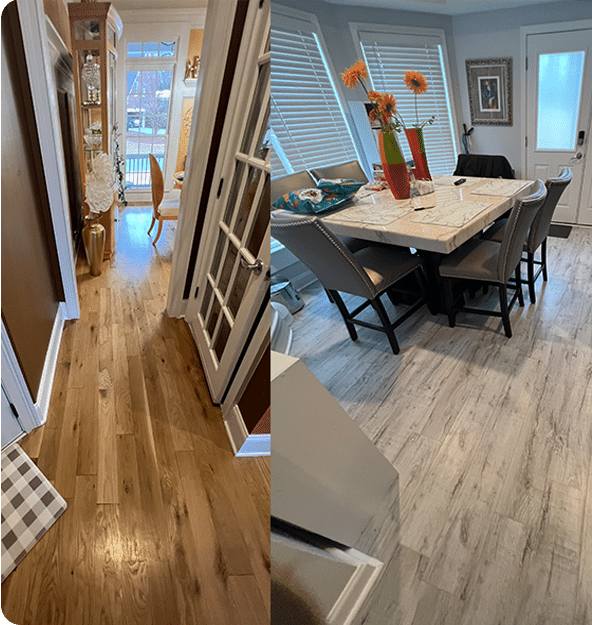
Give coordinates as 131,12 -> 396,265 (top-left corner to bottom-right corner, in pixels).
1,443 -> 67,582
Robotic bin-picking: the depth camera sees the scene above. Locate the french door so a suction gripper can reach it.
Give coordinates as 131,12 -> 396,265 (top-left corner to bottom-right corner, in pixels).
186,0 -> 270,403
525,24 -> 592,224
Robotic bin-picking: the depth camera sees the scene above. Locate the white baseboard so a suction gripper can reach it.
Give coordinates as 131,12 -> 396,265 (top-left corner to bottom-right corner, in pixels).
34,302 -> 65,423
223,405 -> 270,457
236,434 -> 270,457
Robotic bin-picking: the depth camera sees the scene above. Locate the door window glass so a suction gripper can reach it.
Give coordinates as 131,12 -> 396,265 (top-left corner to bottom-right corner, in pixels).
536,51 -> 585,150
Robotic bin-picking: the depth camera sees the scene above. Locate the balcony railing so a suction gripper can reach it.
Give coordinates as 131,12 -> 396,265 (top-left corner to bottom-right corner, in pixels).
125,153 -> 163,189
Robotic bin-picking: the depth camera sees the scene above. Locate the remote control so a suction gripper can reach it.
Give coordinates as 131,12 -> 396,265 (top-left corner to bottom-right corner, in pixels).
454,178 -> 466,185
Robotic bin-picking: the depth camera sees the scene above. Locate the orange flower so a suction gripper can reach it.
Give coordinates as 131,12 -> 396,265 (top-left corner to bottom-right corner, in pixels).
404,70 -> 428,94
378,93 -> 397,119
341,60 -> 368,88
367,90 -> 381,101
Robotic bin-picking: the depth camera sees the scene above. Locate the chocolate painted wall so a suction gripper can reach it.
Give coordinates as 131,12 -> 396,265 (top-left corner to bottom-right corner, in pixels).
1,2 -> 64,402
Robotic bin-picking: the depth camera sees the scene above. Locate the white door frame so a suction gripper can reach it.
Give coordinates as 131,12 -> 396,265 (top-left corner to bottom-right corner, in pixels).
166,0 -> 247,318
520,19 -> 592,225
16,0 -> 80,320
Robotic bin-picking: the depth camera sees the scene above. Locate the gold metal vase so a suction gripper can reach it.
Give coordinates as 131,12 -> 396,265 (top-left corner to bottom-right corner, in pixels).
82,214 -> 105,276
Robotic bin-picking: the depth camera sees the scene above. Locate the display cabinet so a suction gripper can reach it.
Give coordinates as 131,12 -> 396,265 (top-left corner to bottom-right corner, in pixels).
68,2 -> 122,259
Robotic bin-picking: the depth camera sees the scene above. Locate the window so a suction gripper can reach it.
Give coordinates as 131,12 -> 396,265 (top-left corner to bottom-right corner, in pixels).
355,26 -> 458,175
127,41 -> 176,58
125,70 -> 172,188
271,14 -> 359,179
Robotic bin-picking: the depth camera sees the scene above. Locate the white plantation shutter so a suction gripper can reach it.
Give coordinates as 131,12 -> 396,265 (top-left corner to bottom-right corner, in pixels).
359,31 -> 458,174
271,25 -> 358,178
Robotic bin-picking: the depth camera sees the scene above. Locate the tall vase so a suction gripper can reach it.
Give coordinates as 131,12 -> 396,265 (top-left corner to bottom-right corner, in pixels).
378,130 -> 410,200
405,127 -> 432,181
82,214 -> 105,276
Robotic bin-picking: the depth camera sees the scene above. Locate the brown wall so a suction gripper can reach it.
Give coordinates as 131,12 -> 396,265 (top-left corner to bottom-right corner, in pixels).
238,347 -> 270,434
1,2 -> 64,402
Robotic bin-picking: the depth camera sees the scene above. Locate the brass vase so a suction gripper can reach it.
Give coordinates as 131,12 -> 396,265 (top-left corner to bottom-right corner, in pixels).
82,214 -> 105,276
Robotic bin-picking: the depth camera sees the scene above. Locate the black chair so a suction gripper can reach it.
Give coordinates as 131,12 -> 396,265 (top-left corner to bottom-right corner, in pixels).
271,212 -> 428,354
481,168 -> 572,303
439,180 -> 547,338
453,154 -> 515,179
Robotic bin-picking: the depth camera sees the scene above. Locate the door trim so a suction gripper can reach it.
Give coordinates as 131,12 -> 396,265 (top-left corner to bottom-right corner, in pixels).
16,0 -> 79,320
520,19 -> 592,208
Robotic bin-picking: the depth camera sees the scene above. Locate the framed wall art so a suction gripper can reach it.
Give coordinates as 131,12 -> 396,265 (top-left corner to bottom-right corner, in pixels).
466,58 -> 512,125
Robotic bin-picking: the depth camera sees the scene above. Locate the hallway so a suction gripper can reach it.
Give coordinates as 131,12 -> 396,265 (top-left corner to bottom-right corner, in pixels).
1,207 -> 270,624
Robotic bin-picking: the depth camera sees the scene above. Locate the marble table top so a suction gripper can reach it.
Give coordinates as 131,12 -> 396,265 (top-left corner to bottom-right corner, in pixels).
321,175 -> 535,254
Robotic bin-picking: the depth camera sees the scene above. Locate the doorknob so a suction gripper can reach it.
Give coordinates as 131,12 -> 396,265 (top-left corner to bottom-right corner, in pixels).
240,257 -> 263,275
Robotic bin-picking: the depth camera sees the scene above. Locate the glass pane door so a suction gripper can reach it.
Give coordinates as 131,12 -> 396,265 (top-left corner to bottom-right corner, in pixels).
125,69 -> 172,188
187,20 -> 270,402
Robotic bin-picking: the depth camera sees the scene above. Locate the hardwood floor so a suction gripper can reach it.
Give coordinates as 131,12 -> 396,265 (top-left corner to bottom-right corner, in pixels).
2,207 -> 270,625
288,226 -> 592,625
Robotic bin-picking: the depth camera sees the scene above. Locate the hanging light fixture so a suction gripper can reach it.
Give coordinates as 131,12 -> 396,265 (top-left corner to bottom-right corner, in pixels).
81,54 -> 101,105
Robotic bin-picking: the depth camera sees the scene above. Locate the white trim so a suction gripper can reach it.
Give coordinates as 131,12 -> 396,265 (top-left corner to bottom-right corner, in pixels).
16,0 -> 79,321
34,303 -> 66,422
223,406 -> 271,457
167,0 -> 242,317
236,434 -> 270,458
1,324 -> 43,433
118,8 -> 206,25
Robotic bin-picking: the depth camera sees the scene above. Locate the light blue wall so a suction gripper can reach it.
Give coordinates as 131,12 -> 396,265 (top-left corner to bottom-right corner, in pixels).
452,1 -> 592,176
273,0 -> 592,177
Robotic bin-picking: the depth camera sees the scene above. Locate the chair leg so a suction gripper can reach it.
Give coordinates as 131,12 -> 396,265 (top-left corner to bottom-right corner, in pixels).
324,289 -> 334,304
515,265 -> 525,307
370,296 -> 400,354
498,283 -> 512,338
527,252 -> 536,304
152,218 -> 164,245
330,291 -> 358,342
443,278 -> 456,328
541,238 -> 548,281
147,215 -> 156,235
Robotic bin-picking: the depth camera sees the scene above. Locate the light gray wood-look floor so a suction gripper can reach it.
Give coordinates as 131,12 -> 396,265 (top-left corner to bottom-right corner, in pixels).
289,226 -> 592,625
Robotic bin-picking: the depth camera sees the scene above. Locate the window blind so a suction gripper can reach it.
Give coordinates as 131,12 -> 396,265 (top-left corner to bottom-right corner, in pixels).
271,26 -> 358,179
360,36 -> 458,175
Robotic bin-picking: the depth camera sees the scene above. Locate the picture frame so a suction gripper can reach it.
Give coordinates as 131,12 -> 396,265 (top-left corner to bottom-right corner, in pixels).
466,58 -> 512,125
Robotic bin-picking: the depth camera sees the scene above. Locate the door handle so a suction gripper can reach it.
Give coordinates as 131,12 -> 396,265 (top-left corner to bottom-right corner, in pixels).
240,257 -> 263,275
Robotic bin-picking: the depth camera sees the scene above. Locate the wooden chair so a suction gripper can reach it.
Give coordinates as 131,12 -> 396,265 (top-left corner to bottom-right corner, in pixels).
148,154 -> 180,245
439,180 -> 547,338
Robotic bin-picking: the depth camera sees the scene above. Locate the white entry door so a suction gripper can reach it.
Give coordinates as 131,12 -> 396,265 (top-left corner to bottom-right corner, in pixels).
186,1 -> 270,403
526,26 -> 592,224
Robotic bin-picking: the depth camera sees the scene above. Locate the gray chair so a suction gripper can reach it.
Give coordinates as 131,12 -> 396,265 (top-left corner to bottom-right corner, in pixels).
481,168 -> 572,303
271,170 -> 317,205
270,212 -> 427,354
439,180 -> 547,338
310,160 -> 369,184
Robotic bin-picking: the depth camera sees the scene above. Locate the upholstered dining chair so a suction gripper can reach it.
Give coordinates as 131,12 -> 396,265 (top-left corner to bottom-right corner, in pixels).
439,179 -> 547,338
148,154 -> 180,245
270,212 -> 428,354
481,167 -> 572,303
309,160 -> 369,185
453,154 -> 515,179
271,170 -> 317,205
271,168 -> 372,255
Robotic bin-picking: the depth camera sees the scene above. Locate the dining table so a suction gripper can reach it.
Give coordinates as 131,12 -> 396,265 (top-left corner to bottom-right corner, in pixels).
319,174 -> 536,312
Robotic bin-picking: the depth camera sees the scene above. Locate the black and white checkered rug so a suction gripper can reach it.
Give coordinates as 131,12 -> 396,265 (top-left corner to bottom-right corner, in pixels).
1,443 -> 67,582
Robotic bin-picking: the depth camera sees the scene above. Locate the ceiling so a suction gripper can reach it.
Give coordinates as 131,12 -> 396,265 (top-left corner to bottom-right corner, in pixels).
323,0 -> 571,15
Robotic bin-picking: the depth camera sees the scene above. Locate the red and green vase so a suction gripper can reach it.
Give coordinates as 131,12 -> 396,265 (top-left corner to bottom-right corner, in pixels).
378,130 -> 410,199
405,127 -> 432,181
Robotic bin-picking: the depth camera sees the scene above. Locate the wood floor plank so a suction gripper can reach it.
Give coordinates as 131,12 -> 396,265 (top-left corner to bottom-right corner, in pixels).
290,226 -> 592,625
2,206 -> 269,624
